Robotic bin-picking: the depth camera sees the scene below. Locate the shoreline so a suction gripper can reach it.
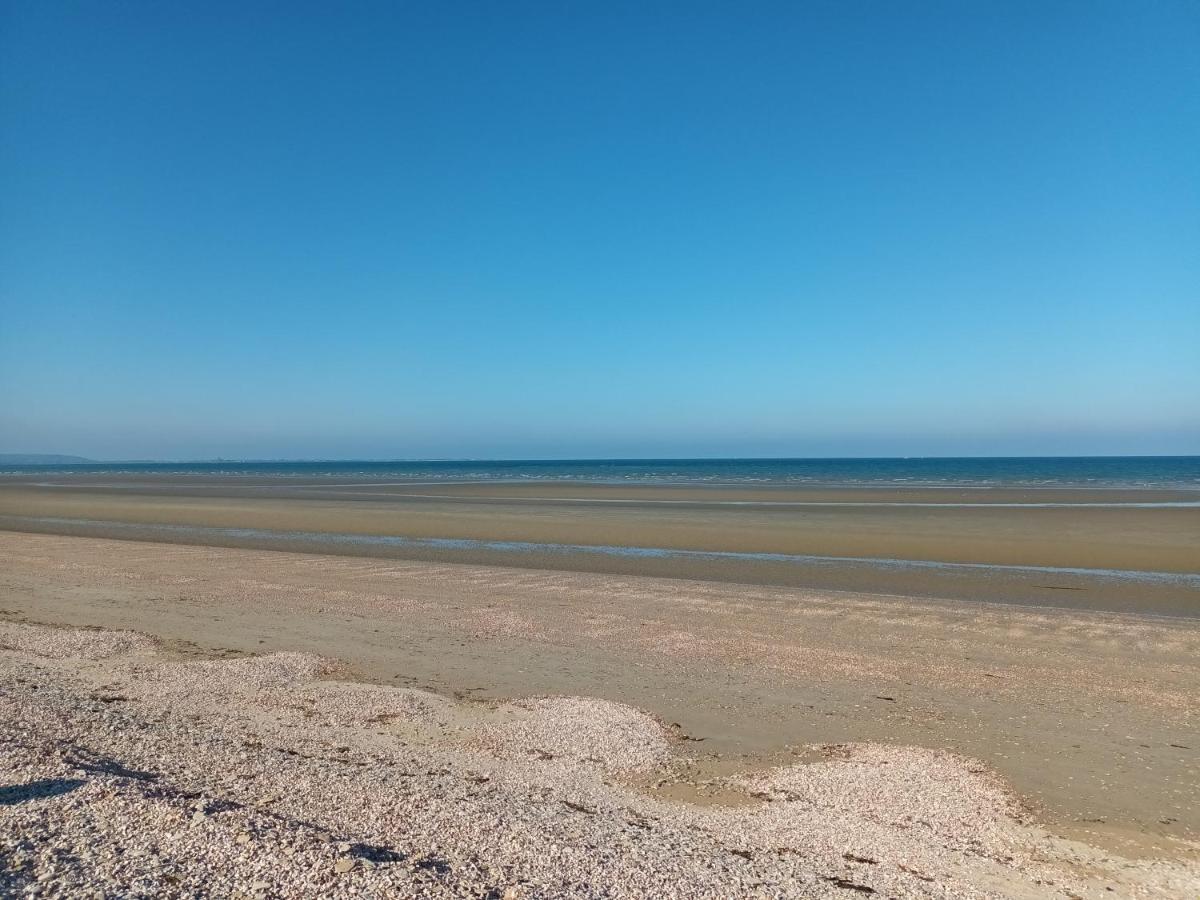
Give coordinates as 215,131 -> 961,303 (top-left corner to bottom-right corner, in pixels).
1,478 -> 1198,620
2,511 -> 1197,618
7,473 -> 1200,502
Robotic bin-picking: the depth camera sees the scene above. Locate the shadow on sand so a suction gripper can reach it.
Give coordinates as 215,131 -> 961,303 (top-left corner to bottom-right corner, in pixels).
0,778 -> 86,806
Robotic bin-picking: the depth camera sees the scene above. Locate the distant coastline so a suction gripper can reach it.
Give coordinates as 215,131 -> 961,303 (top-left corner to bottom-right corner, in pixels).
0,453 -> 95,465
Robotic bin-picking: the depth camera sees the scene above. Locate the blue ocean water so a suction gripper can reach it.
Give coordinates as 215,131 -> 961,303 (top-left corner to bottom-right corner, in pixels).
3,457 -> 1199,489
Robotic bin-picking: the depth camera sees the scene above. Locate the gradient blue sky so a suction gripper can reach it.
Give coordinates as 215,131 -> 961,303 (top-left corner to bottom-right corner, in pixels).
2,1 -> 1197,459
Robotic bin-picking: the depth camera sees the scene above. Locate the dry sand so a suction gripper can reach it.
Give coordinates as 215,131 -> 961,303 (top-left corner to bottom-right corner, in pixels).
2,619 -> 1197,898
1,531 -> 1198,897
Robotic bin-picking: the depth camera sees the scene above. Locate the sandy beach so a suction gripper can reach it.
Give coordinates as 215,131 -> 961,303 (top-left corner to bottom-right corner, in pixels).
7,0 -> 1197,891
2,528 -> 1197,897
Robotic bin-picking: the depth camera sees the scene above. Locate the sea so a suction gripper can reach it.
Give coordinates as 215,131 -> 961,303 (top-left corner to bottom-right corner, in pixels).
3,456 -> 1199,490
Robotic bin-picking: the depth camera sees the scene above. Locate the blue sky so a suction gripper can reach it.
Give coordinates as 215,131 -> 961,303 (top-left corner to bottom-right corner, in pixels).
2,1 -> 1197,459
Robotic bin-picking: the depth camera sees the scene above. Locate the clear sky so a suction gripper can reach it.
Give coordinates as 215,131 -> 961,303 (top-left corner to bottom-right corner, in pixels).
1,1 -> 1197,460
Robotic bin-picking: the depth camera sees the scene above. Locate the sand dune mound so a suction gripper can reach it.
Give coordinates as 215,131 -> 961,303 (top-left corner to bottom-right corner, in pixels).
301,680 -> 457,729
680,743 -> 1041,897
739,743 -> 1024,852
474,696 -> 673,773
0,622 -> 153,660
140,651 -> 460,732
123,651 -> 336,717
173,651 -> 332,687
123,652 -> 460,736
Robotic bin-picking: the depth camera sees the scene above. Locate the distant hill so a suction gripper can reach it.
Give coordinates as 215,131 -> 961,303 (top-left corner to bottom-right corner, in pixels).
0,453 -> 95,465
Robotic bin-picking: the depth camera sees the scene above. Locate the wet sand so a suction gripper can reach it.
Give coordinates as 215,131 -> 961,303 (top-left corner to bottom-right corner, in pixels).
1,478 -> 1198,616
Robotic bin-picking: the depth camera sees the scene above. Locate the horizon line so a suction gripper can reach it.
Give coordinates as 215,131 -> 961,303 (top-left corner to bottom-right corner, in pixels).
4,453 -> 1199,464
